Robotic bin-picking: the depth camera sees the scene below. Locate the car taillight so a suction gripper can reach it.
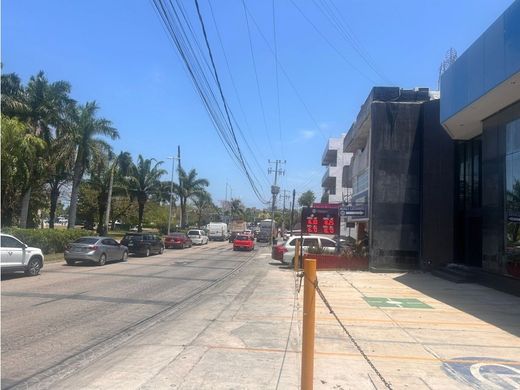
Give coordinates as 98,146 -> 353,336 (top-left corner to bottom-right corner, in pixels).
88,245 -> 98,250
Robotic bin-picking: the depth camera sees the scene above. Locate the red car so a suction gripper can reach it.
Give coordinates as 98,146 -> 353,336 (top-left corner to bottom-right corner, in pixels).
233,234 -> 255,251
164,233 -> 193,249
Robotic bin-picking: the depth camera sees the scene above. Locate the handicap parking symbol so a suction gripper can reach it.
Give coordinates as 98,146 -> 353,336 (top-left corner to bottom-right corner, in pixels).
443,357 -> 520,389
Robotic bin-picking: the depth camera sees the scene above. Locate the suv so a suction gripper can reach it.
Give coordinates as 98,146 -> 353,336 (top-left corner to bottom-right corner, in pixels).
1,233 -> 44,276
187,229 -> 209,245
120,233 -> 164,257
272,235 -> 337,265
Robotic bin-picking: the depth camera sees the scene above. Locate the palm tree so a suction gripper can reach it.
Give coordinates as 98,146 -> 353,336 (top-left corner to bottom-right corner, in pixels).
173,168 -> 209,228
126,155 -> 167,232
1,71 -> 74,227
229,198 -> 245,220
67,102 -> 119,228
193,191 -> 214,228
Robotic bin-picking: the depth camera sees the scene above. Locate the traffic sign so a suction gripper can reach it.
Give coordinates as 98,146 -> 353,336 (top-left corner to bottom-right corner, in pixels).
339,206 -> 365,217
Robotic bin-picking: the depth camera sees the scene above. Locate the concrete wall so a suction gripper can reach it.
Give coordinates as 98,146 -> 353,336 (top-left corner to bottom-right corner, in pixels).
369,101 -> 423,271
420,100 -> 455,270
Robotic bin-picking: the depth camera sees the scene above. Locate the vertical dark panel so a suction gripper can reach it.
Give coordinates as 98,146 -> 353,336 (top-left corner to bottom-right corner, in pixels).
369,101 -> 422,271
420,99 -> 455,269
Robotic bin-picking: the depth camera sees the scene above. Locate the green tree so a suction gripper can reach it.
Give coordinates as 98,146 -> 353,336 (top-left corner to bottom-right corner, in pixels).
1,117 -> 46,226
126,155 -> 167,232
192,191 -> 214,228
67,101 -> 119,228
173,168 -> 209,228
1,71 -> 74,227
298,190 -> 316,208
229,198 -> 245,220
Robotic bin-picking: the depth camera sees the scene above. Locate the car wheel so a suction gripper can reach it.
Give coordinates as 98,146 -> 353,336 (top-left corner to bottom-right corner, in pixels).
159,246 -> 164,254
66,259 -> 75,266
121,251 -> 128,262
25,257 -> 42,276
98,253 -> 107,266
145,248 -> 150,257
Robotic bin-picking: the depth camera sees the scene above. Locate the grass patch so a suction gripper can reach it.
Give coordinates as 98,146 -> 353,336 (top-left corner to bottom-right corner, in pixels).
45,252 -> 65,263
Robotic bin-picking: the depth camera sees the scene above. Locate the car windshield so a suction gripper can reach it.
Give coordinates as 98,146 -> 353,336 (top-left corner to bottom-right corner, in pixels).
124,235 -> 142,241
187,231 -> 200,236
236,235 -> 249,240
73,238 -> 99,244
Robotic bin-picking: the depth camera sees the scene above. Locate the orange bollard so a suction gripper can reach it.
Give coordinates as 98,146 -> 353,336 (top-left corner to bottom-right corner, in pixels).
301,258 -> 317,390
294,239 -> 300,272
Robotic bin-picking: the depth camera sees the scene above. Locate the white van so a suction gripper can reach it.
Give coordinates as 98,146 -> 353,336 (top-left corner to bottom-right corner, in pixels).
208,222 -> 228,241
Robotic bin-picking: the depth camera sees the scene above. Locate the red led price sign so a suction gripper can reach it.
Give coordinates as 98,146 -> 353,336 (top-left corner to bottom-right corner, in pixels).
301,207 -> 339,235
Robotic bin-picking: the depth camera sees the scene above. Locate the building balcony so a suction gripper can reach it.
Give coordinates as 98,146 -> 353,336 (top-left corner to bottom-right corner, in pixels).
322,166 -> 339,189
321,138 -> 343,166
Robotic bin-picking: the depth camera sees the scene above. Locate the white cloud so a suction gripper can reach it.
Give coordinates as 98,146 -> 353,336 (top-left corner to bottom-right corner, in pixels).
301,130 -> 316,140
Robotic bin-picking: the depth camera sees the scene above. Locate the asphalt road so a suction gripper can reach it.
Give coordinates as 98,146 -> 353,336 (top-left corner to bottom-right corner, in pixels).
1,240 -> 262,389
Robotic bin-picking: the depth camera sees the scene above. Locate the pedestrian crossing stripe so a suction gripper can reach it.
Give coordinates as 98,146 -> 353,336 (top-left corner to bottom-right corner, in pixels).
363,297 -> 432,309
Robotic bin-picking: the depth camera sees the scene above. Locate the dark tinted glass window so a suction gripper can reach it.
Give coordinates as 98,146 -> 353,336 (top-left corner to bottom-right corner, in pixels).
303,238 -> 319,247
1,236 -> 24,248
321,239 -> 336,248
74,238 -> 99,244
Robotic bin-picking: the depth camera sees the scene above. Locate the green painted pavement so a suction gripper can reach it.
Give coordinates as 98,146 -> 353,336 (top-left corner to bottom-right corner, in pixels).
364,297 -> 432,309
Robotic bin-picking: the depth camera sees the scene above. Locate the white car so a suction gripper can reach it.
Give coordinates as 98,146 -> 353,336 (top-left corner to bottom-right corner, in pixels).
1,233 -> 44,276
187,229 -> 209,245
272,235 -> 337,265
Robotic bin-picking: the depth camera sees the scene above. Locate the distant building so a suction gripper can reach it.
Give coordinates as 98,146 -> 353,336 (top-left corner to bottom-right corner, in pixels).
321,134 -> 352,203
321,134 -> 354,237
440,0 -> 520,287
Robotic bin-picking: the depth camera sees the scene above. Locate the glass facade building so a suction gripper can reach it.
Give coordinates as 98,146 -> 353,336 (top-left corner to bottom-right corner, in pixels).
441,0 -> 520,281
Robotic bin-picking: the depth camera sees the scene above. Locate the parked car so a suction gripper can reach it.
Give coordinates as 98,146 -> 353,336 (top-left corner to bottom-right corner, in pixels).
120,233 -> 164,256
233,234 -> 255,251
272,235 -> 337,265
187,229 -> 209,245
0,233 -> 44,276
64,236 -> 128,266
164,233 -> 193,249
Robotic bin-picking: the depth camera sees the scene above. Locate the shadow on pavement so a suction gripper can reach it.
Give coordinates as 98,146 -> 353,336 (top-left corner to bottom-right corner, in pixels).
394,272 -> 520,338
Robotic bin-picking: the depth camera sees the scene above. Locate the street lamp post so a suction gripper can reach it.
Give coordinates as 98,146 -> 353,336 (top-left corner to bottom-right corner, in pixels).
167,156 -> 180,235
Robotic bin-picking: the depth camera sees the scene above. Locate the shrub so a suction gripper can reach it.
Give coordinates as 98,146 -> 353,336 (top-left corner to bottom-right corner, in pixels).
2,228 -> 95,254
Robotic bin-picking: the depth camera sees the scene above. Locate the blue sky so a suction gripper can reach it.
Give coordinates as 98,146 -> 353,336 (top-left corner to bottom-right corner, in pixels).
2,0 -> 515,208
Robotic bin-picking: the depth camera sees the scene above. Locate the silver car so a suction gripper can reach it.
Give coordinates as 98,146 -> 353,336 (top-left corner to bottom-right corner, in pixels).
64,237 -> 128,266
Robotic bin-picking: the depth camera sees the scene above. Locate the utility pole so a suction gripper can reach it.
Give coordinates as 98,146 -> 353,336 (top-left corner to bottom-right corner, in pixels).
167,156 -> 180,235
268,160 -> 285,245
281,190 -> 290,237
178,145 -> 183,228
290,189 -> 296,236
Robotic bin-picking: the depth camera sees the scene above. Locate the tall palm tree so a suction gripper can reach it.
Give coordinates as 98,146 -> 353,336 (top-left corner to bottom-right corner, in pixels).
173,168 -> 209,228
193,191 -> 214,228
2,71 -> 74,227
68,102 -> 119,228
126,155 -> 167,232
229,198 -> 245,220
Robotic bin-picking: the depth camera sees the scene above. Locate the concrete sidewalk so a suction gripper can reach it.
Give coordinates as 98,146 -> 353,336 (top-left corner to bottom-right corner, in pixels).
53,252 -> 520,389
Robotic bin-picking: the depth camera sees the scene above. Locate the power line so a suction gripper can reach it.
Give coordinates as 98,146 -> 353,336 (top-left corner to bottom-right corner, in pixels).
287,0 -> 378,84
150,0 -> 269,204
241,2 -> 328,142
240,0 -> 276,154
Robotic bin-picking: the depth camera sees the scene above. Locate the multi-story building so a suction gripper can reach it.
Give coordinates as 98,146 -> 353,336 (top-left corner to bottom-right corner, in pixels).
343,87 -> 450,272
321,135 -> 352,204
440,0 -> 520,290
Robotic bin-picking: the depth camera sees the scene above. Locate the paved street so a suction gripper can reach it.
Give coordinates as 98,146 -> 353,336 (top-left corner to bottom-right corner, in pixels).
3,242 -> 520,389
1,241 -> 259,389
